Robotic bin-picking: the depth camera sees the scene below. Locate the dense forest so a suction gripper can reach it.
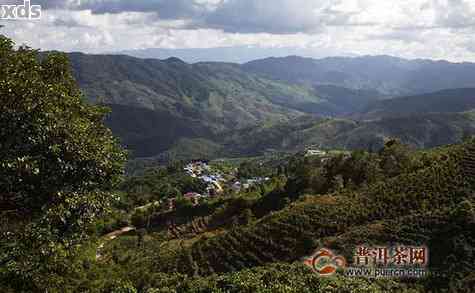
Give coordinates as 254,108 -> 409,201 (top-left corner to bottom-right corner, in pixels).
1,36 -> 475,292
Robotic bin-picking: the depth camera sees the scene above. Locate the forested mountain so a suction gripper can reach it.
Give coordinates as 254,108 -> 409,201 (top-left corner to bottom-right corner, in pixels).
243,55 -> 475,97
358,88 -> 475,119
122,110 -> 475,164
68,53 -> 334,132
222,111 -> 475,155
68,53 -> 475,159
103,104 -> 214,158
313,85 -> 381,114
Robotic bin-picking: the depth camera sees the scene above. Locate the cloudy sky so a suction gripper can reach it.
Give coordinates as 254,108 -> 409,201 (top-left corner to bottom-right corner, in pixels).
1,0 -> 475,62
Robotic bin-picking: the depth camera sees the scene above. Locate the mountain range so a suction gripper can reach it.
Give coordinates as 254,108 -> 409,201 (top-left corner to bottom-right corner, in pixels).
244,55 -> 475,97
67,53 -> 475,160
358,88 -> 475,120
116,46 -> 344,64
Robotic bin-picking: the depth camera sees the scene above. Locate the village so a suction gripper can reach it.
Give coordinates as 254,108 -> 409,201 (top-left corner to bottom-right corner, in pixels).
134,149 -> 334,215
178,148 -> 333,207
166,160 -> 271,210
129,148 -> 334,230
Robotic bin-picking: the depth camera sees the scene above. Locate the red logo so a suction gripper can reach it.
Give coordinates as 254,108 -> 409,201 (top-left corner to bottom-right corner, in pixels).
304,248 -> 347,276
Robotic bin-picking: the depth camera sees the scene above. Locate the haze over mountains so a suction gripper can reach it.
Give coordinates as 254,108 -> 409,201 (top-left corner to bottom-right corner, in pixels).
68,53 -> 475,160
244,55 -> 475,97
117,46 -> 347,64
358,88 -> 475,120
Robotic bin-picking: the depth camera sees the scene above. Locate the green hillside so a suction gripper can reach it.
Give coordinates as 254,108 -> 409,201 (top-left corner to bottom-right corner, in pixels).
217,112 -> 475,156
85,140 -> 475,292
150,143 -> 470,273
359,88 -> 475,119
103,104 -> 214,157
68,53 -> 331,134
121,111 -> 475,166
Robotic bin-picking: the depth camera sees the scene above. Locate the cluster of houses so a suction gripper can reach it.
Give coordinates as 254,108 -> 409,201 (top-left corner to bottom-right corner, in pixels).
184,161 -> 224,196
165,160 -> 273,210
165,161 -> 226,210
183,160 -> 210,177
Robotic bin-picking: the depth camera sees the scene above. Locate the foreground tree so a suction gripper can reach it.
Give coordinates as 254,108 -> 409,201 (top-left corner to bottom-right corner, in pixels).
0,36 -> 127,291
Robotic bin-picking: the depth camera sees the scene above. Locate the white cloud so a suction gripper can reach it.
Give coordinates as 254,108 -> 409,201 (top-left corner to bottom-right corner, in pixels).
1,0 -> 475,61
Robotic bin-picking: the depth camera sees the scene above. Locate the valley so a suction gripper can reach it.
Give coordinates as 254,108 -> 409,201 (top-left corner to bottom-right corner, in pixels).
67,53 -> 475,164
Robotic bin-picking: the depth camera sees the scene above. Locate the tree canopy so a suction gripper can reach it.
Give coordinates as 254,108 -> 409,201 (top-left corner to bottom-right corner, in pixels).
0,35 -> 126,291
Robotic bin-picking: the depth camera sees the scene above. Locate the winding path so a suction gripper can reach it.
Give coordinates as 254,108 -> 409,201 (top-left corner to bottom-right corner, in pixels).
96,226 -> 136,260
